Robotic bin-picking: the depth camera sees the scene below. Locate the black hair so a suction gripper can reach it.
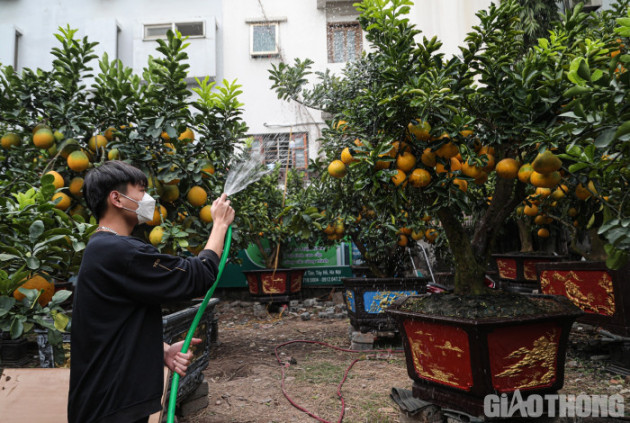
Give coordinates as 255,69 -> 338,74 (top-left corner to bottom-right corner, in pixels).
84,160 -> 148,221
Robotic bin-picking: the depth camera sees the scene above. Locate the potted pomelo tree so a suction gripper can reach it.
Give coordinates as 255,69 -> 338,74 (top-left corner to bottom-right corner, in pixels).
265,0 -> 630,416
0,175 -> 84,366
238,166 -> 311,303
0,27 -> 267,401
535,3 -> 630,339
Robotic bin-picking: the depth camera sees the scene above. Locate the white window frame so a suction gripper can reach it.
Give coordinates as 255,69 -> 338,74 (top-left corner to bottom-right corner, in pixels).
249,22 -> 279,57
143,21 -> 205,41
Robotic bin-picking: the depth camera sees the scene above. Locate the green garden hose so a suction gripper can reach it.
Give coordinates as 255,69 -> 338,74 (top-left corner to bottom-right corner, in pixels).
166,225 -> 232,423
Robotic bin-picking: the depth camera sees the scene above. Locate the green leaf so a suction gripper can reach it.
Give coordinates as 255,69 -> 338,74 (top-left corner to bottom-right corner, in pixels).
568,163 -> 589,173
29,220 -> 45,243
26,256 -> 40,270
594,128 -> 616,148
563,85 -> 591,97
0,296 -> 16,316
51,290 -> 72,305
614,121 -> 630,140
577,59 -> 591,81
10,318 -> 24,339
53,312 -> 70,331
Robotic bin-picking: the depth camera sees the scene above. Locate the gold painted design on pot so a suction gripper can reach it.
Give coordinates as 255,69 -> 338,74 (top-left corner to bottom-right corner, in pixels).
494,330 -> 558,388
262,275 -> 284,294
410,339 -> 459,385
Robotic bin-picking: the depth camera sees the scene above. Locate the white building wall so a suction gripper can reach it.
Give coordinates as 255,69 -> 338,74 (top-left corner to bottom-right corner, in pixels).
0,0 -> 517,164
222,0 -> 337,164
410,0 -> 493,57
0,0 -> 222,82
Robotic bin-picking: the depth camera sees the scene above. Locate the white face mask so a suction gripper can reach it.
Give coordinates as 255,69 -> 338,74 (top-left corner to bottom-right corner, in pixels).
119,192 -> 156,224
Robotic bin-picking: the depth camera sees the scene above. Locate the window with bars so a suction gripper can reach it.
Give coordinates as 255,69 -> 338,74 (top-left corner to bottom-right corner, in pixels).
144,22 -> 205,40
249,133 -> 308,170
327,22 -> 362,63
250,22 -> 279,56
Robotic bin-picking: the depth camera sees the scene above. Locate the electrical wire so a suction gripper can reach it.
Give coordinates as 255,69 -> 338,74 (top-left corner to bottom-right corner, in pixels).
274,339 -> 405,423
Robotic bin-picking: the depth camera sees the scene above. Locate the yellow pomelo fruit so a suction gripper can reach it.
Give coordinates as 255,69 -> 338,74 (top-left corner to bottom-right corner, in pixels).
552,184 -> 568,199
396,151 -> 417,172
495,158 -> 519,179
59,139 -> 80,159
201,162 -> 215,177
147,205 -> 167,226
341,147 -> 357,164
69,177 -> 84,196
482,154 -> 495,172
45,171 -> 65,189
334,219 -> 345,235
391,169 -> 407,186
532,150 -> 562,175
160,184 -> 180,203
178,128 -> 195,143
421,148 -> 437,167
374,155 -> 391,170
397,234 -> 409,247
425,228 -> 439,243
32,123 -> 50,135
537,228 -> 550,238
530,171 -> 561,188
328,160 -> 347,178
33,129 -> 55,149
575,181 -> 597,200
335,120 -> 348,131
435,141 -> 459,159
67,150 -> 90,172
408,119 -> 431,141
461,161 -> 484,179
104,126 -> 116,141
149,226 -> 164,246
453,178 -> 468,192
13,275 -> 55,306
459,129 -> 474,138
199,205 -> 213,223
163,143 -> 176,155
52,192 -> 71,210
408,168 -> 431,188
88,135 -> 108,152
524,204 -> 539,217
187,186 -> 208,207
450,157 -> 462,171
1,133 -> 21,149
517,163 -> 534,183
108,148 -> 120,160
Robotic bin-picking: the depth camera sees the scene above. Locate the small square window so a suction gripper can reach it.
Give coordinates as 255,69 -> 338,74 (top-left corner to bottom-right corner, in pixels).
327,22 -> 362,63
250,23 -> 279,56
145,24 -> 171,40
176,22 -> 204,37
144,21 -> 205,40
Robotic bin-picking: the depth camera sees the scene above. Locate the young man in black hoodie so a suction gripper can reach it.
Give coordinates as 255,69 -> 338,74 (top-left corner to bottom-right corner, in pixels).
68,160 -> 234,423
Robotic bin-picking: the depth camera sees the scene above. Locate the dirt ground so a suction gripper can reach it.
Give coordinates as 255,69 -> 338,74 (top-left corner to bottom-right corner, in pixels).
178,296 -> 630,423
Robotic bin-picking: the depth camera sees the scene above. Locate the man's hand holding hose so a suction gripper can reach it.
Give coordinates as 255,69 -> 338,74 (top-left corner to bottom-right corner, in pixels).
204,193 -> 235,258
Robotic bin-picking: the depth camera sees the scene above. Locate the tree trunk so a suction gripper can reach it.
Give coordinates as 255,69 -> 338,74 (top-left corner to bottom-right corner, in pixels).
351,234 -> 387,278
437,208 -> 486,295
587,228 -> 608,261
517,218 -> 534,252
